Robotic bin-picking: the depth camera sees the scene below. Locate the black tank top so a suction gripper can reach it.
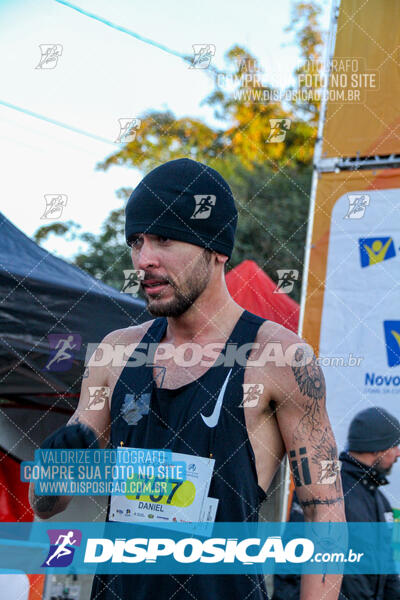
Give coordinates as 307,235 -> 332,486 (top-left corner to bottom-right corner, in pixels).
91,309 -> 269,600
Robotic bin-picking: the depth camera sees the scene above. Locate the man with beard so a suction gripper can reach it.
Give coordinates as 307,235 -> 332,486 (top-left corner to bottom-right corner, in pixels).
30,158 -> 345,599
273,406 -> 400,600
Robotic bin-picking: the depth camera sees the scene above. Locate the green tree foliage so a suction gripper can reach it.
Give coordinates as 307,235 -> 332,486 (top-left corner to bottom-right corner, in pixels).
285,1 -> 325,123
229,162 -> 312,298
33,2 -> 324,303
96,44 -> 316,175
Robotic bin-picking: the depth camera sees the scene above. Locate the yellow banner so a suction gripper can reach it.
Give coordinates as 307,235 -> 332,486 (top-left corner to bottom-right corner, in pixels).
321,0 -> 400,158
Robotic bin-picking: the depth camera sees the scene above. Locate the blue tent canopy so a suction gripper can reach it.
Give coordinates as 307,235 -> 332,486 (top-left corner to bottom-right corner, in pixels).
0,212 -> 149,406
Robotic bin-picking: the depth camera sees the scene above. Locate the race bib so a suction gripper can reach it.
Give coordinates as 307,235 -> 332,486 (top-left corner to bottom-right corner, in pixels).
109,448 -> 217,532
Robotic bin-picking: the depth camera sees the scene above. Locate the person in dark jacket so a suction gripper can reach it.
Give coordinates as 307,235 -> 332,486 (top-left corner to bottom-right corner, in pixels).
273,407 -> 400,600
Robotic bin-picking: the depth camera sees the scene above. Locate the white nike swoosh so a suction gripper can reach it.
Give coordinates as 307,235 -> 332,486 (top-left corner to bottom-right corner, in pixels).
200,369 -> 232,428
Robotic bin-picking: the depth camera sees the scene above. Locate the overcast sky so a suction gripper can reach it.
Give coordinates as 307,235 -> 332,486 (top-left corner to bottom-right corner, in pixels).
0,0 -> 331,259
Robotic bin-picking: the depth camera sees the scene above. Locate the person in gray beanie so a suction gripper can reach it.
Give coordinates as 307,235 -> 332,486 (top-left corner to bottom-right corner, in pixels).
347,407 -> 400,468
273,406 -> 400,600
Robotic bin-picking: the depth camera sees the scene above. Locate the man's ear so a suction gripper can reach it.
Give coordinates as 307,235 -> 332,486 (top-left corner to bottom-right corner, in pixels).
214,252 -> 229,266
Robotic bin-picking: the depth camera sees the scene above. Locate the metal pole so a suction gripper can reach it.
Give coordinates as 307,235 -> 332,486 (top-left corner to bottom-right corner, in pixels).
280,0 -> 341,524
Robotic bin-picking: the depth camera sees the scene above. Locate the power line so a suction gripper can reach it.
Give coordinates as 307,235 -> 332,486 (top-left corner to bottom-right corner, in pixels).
0,99 -> 115,146
1,3 -> 217,145
54,0 -> 192,63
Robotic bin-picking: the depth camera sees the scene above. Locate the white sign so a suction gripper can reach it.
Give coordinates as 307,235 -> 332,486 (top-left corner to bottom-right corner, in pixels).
319,188 -> 400,506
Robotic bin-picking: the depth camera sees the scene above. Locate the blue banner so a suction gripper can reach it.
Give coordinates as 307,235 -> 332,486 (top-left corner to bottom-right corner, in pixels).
0,522 -> 399,575
21,449 -> 182,496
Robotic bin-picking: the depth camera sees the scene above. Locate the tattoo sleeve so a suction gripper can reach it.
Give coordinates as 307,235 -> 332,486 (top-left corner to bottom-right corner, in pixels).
311,426 -> 341,491
299,497 -> 344,508
291,349 -> 326,444
289,447 -> 312,486
288,348 -> 345,516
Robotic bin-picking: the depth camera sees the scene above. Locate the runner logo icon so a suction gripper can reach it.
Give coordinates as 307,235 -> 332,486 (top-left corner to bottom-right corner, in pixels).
42,529 -> 82,567
44,333 -> 82,372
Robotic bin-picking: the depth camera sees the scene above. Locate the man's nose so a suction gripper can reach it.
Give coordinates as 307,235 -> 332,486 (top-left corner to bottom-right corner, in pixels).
135,239 -> 160,270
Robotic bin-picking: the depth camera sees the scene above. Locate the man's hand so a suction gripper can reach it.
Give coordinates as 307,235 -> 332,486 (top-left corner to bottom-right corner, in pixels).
29,330 -> 118,519
41,423 -> 99,450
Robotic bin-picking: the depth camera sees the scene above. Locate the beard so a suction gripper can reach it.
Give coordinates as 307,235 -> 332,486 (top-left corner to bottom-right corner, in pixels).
145,250 -> 212,317
374,455 -> 395,477
375,463 -> 392,476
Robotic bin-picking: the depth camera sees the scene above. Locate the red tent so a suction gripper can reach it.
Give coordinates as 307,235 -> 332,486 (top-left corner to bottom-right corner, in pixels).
225,260 -> 299,332
0,450 -> 32,522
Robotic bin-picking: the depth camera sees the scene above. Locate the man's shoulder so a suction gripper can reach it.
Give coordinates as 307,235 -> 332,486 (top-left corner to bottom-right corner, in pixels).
101,319 -> 158,346
243,319 -> 309,402
254,319 -> 305,350
252,319 -> 310,371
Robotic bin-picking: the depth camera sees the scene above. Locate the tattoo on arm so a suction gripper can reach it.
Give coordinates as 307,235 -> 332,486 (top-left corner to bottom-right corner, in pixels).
153,365 -> 166,388
68,413 -> 81,425
289,349 -> 342,497
311,427 -> 341,490
291,349 -> 326,401
289,447 -> 312,486
299,497 -> 344,508
291,350 -> 327,443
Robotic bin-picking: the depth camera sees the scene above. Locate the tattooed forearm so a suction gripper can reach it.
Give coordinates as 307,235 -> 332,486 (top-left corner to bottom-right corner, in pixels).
300,497 -> 344,508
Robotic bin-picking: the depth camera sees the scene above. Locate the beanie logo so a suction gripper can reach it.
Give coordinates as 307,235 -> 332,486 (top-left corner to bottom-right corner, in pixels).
191,195 -> 216,219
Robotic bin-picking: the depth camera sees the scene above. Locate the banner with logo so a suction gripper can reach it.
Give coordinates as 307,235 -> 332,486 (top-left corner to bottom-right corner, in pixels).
1,521 -> 400,575
302,168 -> 400,504
321,0 -> 400,158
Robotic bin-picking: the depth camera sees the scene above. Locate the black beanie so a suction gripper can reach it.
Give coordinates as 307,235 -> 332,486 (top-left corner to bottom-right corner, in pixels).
347,407 -> 400,452
125,158 -> 237,258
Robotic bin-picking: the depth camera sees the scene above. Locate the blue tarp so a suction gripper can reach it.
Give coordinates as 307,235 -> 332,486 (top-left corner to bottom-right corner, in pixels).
0,212 -> 149,402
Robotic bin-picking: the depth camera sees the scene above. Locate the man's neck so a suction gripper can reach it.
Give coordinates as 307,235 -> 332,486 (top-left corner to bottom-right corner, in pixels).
348,451 -> 376,467
165,295 -> 244,345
